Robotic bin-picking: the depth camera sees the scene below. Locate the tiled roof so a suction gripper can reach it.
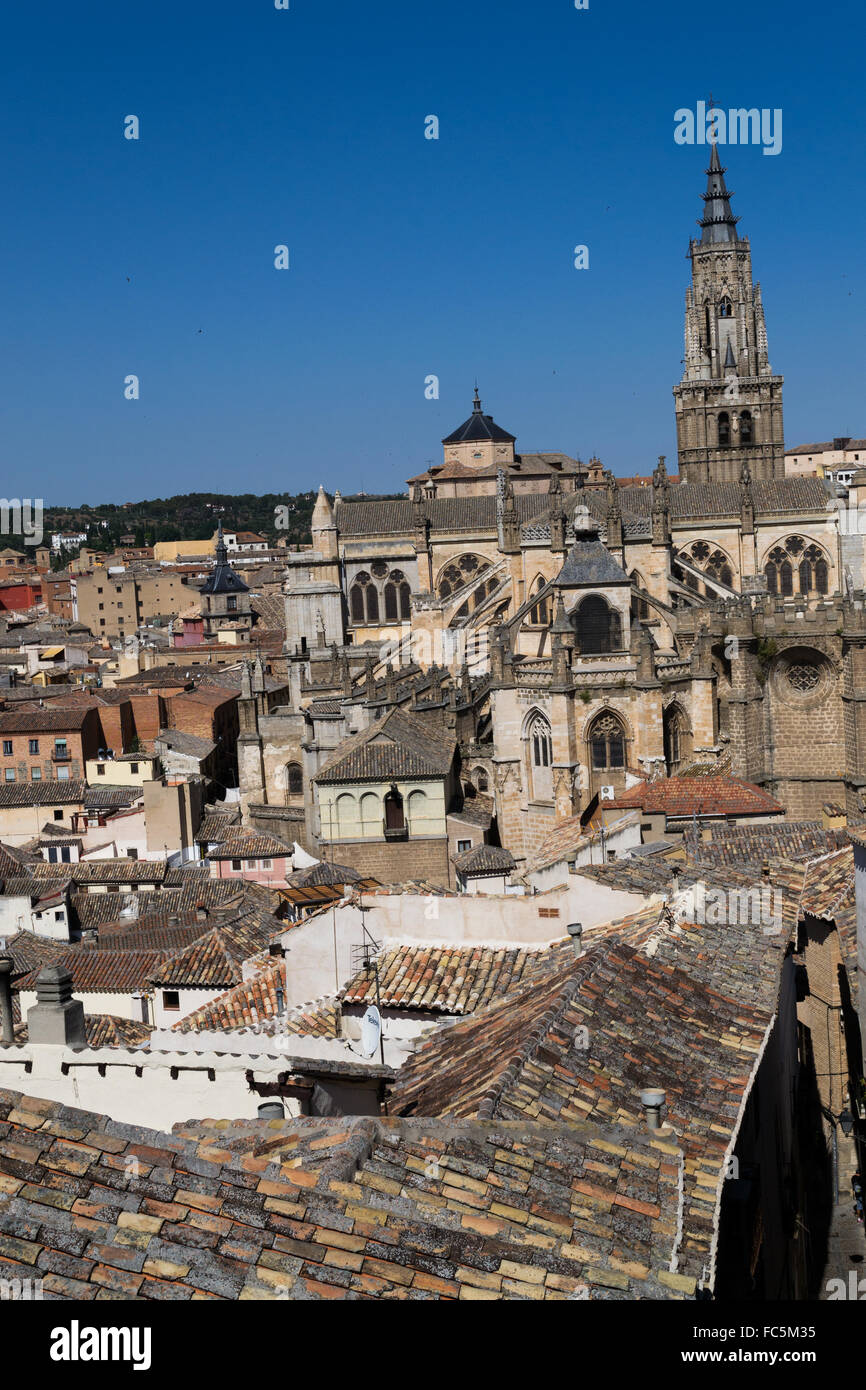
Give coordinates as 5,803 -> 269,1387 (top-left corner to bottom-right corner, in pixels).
172,958 -> 288,1033
391,907 -> 786,1285
342,944 -> 539,1014
154,729 -> 216,758
207,828 -> 294,860
13,949 -> 170,994
609,774 -> 783,817
0,780 -> 84,807
0,707 -> 92,732
13,1014 -> 152,1048
315,708 -> 455,783
83,785 -> 142,809
195,810 -> 242,844
286,860 -> 361,888
681,819 -> 855,865
0,1089 -> 697,1300
147,917 -> 279,990
31,860 -> 167,884
451,844 -> 515,874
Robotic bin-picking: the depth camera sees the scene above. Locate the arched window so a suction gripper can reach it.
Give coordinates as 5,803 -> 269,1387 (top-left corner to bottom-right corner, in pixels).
739,410 -> 752,445
663,706 -> 692,775
286,762 -> 303,796
437,555 -> 490,601
407,789 -> 428,832
384,583 -> 398,621
718,412 -> 730,447
718,296 -> 733,318
384,786 -> 406,837
334,793 -> 356,836
526,713 -> 553,801
360,792 -> 380,835
528,576 -> 549,626
630,573 -> 650,621
589,713 -> 626,771
399,582 -> 411,620
574,595 -> 622,654
765,538 -> 830,597
366,585 -> 379,621
473,767 -> 489,793
350,585 -> 365,622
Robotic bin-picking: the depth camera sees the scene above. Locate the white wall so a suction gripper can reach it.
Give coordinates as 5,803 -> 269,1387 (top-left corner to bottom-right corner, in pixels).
0,1043 -> 296,1129
277,879 -> 650,1011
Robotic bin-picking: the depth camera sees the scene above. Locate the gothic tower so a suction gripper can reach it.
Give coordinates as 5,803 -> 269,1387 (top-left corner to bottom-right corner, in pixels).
673,143 -> 784,484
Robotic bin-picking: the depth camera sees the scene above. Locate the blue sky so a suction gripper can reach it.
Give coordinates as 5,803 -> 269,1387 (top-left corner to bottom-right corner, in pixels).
1,0 -> 862,503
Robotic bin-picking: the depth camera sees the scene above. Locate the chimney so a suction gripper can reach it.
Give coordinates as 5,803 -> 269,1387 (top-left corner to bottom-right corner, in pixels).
257,1100 -> 285,1120
26,965 -> 86,1047
566,922 -> 583,957
0,956 -> 14,1045
640,1087 -> 666,1132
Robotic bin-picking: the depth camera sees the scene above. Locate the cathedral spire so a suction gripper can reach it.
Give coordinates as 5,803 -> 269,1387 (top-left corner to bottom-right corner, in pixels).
699,141 -> 740,245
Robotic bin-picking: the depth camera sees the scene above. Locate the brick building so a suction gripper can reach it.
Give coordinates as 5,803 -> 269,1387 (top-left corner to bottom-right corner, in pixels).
0,707 -> 101,785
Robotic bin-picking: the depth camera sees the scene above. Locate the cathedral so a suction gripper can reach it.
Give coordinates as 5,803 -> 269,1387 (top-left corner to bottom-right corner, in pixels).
237,145 -> 863,879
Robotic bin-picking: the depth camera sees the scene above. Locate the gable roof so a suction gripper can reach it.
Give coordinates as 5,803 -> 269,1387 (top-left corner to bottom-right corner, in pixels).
0,1089 -> 695,1300
609,775 -> 784,817
315,709 -> 456,783
341,943 -> 538,1015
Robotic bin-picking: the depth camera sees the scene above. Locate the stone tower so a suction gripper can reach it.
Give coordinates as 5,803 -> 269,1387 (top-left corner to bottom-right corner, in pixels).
673,143 -> 784,484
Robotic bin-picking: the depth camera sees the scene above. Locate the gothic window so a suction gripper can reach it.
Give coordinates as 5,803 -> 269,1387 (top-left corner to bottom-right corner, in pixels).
384,583 -> 398,621
739,410 -> 753,445
630,572 -> 650,621
528,576 -> 549,626
286,762 -> 303,796
371,561 -> 388,578
366,585 -> 379,621
718,296 -> 733,318
473,767 -> 489,793
663,705 -> 692,775
350,584 -> 365,622
526,713 -> 553,801
437,556 -> 490,601
765,538 -> 830,596
718,412 -> 731,447
350,572 -> 373,624
399,582 -> 411,619
589,713 -> 626,771
780,560 -> 793,596
574,595 -> 622,654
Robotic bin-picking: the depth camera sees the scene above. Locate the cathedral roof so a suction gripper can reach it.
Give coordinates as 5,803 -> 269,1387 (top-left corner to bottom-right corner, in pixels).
699,140 -> 740,244
555,535 -> 629,588
441,389 -> 516,445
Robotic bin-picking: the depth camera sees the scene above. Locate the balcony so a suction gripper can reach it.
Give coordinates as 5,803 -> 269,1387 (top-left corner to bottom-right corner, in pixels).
52,749 -> 72,763
383,820 -> 408,842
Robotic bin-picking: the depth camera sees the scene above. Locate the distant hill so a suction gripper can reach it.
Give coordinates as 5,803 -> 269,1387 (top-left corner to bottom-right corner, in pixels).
39,489 -> 404,553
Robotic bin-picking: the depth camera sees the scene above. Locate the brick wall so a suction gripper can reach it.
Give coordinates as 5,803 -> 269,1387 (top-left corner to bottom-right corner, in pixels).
321,837 -> 452,889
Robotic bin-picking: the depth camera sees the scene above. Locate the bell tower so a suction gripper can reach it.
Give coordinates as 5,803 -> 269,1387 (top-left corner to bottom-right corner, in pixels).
673,142 -> 784,483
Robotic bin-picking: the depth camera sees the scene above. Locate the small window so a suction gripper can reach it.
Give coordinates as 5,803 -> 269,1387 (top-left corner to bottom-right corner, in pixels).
47,847 -> 58,863
457,839 -> 472,853
29,739 -> 39,756
60,846 -> 71,863
53,809 -> 64,821
260,858 -> 272,870
2,741 -> 11,757
54,910 -> 65,922
162,991 -> 180,1011
4,769 -> 14,782
97,764 -> 105,776
128,849 -> 138,861
130,763 -> 139,774
31,768 -> 41,781
231,858 -> 242,871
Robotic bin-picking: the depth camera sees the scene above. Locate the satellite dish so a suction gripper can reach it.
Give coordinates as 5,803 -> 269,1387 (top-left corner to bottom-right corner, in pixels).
360,1005 -> 382,1058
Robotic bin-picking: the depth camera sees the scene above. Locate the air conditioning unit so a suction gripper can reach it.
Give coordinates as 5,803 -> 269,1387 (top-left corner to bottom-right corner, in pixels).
599,785 -> 615,801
